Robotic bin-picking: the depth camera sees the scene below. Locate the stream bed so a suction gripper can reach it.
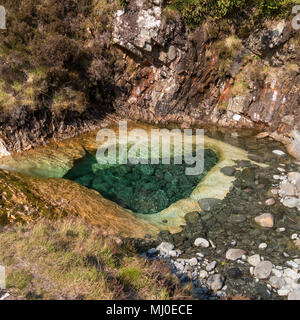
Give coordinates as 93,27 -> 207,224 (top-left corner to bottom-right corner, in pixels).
1,124 -> 300,300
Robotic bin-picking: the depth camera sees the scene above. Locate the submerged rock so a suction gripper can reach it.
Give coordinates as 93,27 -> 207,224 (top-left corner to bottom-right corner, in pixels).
227,267 -> 243,279
226,248 -> 246,261
184,212 -> 200,224
198,198 -> 222,212
194,238 -> 210,248
248,254 -> 261,267
254,213 -> 274,228
265,198 -> 275,206
228,214 -> 246,224
282,197 -> 299,209
220,166 -> 236,176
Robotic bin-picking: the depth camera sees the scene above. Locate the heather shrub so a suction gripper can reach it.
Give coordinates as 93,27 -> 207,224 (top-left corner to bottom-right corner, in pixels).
0,0 -> 118,115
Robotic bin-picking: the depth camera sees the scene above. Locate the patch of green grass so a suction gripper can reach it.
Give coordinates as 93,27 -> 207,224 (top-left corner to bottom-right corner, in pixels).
231,79 -> 248,96
0,217 -> 193,300
118,0 -> 129,8
219,101 -> 228,110
29,67 -> 48,83
12,81 -> 23,93
7,270 -> 33,290
22,87 -> 35,101
213,36 -> 243,75
120,266 -> 142,284
52,88 -> 88,114
0,89 -> 17,112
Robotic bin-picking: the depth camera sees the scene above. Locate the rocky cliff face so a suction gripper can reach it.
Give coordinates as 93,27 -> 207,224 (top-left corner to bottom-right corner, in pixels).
0,0 -> 299,159
112,0 -> 300,159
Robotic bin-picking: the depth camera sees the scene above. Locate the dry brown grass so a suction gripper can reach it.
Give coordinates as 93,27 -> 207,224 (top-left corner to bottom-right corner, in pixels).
0,217 -> 193,300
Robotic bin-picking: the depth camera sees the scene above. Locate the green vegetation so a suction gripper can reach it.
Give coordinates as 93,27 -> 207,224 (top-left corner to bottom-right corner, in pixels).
0,0 -> 297,116
0,89 -> 16,112
218,101 -> 228,111
0,170 -> 65,226
7,270 -> 33,290
119,0 -> 130,8
120,266 -> 142,285
231,78 -> 248,97
52,88 -> 88,114
166,0 -> 296,28
213,36 -> 242,75
0,218 -> 193,300
0,0 -> 121,115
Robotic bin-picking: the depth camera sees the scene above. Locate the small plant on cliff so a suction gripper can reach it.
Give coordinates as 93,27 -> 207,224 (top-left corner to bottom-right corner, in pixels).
118,0 -> 130,8
52,88 -> 88,114
231,74 -> 248,97
213,35 -> 242,75
218,101 -> 228,110
0,89 -> 17,112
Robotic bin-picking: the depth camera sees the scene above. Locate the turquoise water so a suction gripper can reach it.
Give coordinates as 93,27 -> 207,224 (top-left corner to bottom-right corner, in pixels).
63,149 -> 218,214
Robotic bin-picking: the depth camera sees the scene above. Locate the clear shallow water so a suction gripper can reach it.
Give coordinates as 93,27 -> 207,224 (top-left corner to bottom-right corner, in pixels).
63,149 -> 219,214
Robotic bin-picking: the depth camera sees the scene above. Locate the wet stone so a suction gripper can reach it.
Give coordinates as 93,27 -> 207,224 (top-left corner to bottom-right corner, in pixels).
206,261 -> 217,272
199,270 -> 208,279
279,182 -> 296,197
293,239 -> 300,249
282,197 -> 299,209
226,248 -> 246,261
227,267 -> 243,279
265,198 -> 275,206
255,283 -> 272,300
272,150 -> 286,156
221,166 -> 236,176
237,160 -> 251,168
198,198 -> 222,212
254,213 -> 274,228
194,238 -> 210,248
185,212 -> 200,224
228,214 -> 246,224
188,258 -> 198,267
259,243 -> 268,250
